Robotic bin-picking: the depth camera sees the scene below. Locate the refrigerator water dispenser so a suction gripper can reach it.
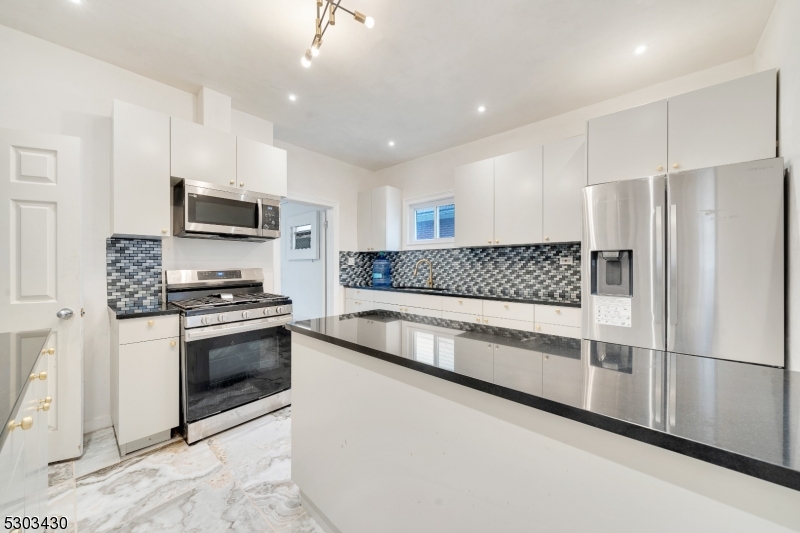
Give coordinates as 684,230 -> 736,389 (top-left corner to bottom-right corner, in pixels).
591,250 -> 632,297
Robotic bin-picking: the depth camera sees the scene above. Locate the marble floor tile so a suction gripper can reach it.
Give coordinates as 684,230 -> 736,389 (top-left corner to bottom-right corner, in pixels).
244,478 -> 305,531
49,461 -> 74,487
76,440 -> 224,533
277,511 -> 327,533
48,479 -> 77,533
75,426 -> 121,478
105,470 -> 271,533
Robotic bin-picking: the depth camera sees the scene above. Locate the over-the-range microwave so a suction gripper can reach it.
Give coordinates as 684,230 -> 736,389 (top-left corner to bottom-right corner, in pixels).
172,179 -> 280,242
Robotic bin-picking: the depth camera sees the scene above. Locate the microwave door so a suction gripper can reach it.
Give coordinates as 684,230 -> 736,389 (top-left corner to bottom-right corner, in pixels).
184,183 -> 261,238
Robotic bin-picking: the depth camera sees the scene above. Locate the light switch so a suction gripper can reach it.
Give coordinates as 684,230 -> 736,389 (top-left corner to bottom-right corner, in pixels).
560,257 -> 574,265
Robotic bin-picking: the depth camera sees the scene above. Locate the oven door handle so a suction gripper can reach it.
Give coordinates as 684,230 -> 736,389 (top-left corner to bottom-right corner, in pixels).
185,315 -> 293,341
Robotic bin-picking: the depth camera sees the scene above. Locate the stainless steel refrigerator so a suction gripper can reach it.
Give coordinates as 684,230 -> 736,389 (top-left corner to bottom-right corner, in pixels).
581,158 -> 784,367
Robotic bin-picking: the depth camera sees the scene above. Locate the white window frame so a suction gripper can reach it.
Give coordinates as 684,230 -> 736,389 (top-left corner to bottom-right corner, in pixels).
406,192 -> 455,247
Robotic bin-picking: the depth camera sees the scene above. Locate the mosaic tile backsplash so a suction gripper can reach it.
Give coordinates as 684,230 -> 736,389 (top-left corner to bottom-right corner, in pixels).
340,243 -> 581,304
106,238 -> 163,312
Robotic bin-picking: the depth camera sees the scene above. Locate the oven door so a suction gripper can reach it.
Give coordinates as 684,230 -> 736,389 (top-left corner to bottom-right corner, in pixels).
182,316 -> 291,424
184,182 -> 262,238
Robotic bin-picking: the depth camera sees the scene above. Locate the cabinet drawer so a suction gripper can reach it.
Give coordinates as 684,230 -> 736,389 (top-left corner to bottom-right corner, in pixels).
536,323 -> 581,339
401,306 -> 442,319
119,315 -> 179,345
443,311 -> 483,325
442,296 -> 482,315
372,291 -> 405,306
482,300 -> 534,322
345,288 -> 374,302
118,337 -> 179,444
373,302 -> 400,313
345,299 -> 373,314
403,293 -> 443,310
481,316 -> 534,332
534,305 -> 581,327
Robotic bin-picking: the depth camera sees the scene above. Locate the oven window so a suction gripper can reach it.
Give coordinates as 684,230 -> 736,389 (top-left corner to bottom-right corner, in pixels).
184,326 -> 291,423
188,194 -> 259,229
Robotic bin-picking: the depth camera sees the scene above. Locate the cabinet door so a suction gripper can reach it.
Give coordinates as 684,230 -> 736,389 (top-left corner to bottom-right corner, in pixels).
371,186 -> 402,252
357,190 -> 372,252
112,100 -> 171,238
236,137 -> 288,196
170,117 -> 236,187
453,337 -> 494,382
494,345 -> 542,396
542,353 -> 584,406
668,69 -> 776,173
118,337 -> 179,445
454,159 -> 494,247
588,100 -> 668,185
371,187 -> 389,252
543,135 -> 585,243
494,147 -> 543,245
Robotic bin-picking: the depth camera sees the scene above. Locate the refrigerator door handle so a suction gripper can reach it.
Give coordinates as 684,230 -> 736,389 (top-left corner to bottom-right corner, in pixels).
654,206 -> 663,324
669,204 -> 678,325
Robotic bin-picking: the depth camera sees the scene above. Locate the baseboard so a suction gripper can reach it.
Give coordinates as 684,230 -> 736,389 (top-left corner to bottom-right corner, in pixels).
300,490 -> 341,533
83,414 -> 112,434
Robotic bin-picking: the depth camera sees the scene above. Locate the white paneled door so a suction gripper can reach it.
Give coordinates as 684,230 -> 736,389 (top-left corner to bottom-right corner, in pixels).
0,128 -> 83,462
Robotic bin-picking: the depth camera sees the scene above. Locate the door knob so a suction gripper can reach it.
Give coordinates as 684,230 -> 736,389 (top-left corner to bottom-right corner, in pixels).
56,308 -> 73,320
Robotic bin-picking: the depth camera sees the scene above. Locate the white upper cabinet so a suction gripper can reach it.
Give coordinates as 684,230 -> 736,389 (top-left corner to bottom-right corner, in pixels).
357,186 -> 402,252
170,117 -> 236,187
494,146 -> 543,246
667,69 -> 777,173
236,137 -> 288,196
543,135 -> 585,243
454,158 -> 494,247
587,99 -> 668,185
112,100 -> 171,238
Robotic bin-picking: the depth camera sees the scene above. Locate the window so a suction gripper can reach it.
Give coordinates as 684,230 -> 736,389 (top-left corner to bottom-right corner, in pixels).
408,196 -> 455,245
410,328 -> 455,371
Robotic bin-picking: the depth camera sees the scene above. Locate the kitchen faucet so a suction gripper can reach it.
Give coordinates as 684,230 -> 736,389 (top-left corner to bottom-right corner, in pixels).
413,259 -> 434,288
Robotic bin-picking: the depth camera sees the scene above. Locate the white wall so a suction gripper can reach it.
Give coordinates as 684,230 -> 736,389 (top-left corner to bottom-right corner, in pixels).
280,202 -> 327,321
755,0 -> 800,371
0,23 -> 373,433
273,139 -> 377,313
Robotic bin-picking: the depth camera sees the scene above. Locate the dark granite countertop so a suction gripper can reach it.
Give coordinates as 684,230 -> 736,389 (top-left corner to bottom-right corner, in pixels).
342,284 -> 581,308
108,303 -> 182,320
0,329 -> 50,450
288,310 -> 800,492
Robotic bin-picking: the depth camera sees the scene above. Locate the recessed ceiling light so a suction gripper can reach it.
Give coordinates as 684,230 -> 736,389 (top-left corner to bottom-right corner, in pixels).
70,0 -> 81,3
388,141 -> 395,147
289,94 -> 297,102
634,44 -> 648,55
477,106 -> 486,113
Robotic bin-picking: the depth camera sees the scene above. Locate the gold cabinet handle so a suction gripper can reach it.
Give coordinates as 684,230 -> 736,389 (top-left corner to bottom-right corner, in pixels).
672,163 -> 680,169
536,325 -> 541,331
9,416 -> 33,431
239,182 -> 244,187
161,229 -> 167,234
487,240 -> 491,244
495,240 -> 499,244
544,236 -> 550,241
170,341 -> 177,347
458,300 -> 463,304
38,401 -> 51,412
483,319 -> 489,324
42,347 -> 55,355
657,165 -> 664,171
504,304 -> 509,309
30,371 -> 47,381
148,320 -> 155,326
555,309 -> 561,314
230,180 -> 235,185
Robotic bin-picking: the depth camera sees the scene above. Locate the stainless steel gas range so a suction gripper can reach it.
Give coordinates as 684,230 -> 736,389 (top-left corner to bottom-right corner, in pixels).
165,268 -> 292,443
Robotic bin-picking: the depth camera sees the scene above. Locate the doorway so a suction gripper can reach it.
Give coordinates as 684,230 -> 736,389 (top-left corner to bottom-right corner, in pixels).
280,201 -> 331,321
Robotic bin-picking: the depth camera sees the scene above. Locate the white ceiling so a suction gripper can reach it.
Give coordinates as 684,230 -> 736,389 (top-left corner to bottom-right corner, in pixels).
0,0 -> 776,170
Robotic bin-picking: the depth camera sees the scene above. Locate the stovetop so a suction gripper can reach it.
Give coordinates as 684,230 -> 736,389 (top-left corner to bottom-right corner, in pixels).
171,292 -> 291,311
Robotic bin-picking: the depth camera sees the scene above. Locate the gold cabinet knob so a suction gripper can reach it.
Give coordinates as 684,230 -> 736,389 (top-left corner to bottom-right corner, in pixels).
656,165 -> 664,171
487,344 -> 492,348
475,317 -> 481,322
672,163 -> 680,169
536,325 -> 541,331
148,320 -> 155,326
495,240 -> 499,244
483,319 -> 489,324
48,347 -> 55,355
544,236 -> 550,241
170,341 -> 177,347
487,240 -> 492,244
161,229 -> 167,234
38,401 -> 51,412
555,309 -> 561,314
9,416 -> 33,431
544,355 -> 549,360
230,180 -> 235,185
239,182 -> 244,187
30,371 -> 46,381
458,300 -> 463,304
504,304 -> 509,309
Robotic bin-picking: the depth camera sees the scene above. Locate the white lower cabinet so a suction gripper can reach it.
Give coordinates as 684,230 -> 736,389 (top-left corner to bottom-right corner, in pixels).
442,297 -> 482,316
483,300 -> 535,322
493,345 -> 543,396
542,353 -> 584,406
0,353 -> 49,525
110,312 -> 180,455
357,317 -> 402,356
346,299 -> 374,314
453,337 -> 494,381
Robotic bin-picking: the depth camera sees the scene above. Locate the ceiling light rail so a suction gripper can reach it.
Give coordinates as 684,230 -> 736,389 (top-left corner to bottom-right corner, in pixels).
302,0 -> 374,67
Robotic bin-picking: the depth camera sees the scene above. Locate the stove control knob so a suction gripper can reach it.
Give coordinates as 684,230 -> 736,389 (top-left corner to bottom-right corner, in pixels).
263,308 -> 272,316
276,306 -> 285,315
201,316 -> 212,325
242,311 -> 251,319
218,314 -> 225,323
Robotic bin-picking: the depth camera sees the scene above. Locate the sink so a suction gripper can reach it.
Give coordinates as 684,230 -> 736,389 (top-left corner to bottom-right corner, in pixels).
393,286 -> 448,292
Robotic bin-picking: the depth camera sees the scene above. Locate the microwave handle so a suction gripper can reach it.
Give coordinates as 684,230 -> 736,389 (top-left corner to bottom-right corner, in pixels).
257,199 -> 264,236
